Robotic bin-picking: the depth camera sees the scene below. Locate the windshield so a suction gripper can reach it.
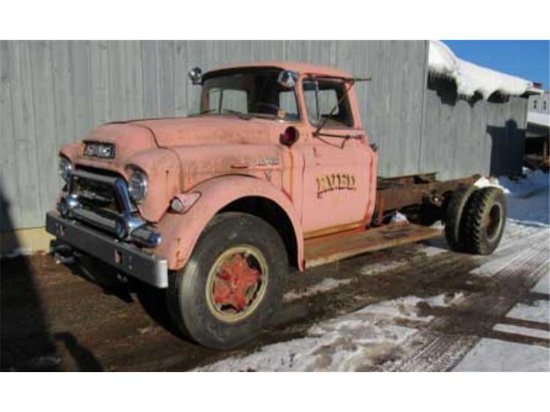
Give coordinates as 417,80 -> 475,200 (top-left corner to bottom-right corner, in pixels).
199,69 -> 300,121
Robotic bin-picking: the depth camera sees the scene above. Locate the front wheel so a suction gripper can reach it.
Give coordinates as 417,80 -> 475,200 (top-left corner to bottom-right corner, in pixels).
167,213 -> 288,350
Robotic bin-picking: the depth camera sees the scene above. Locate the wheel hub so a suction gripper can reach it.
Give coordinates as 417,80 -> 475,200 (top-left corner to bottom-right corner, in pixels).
213,253 -> 261,311
207,246 -> 268,322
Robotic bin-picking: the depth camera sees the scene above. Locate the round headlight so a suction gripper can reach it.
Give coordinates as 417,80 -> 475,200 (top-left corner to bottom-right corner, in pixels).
59,157 -> 73,182
128,170 -> 148,203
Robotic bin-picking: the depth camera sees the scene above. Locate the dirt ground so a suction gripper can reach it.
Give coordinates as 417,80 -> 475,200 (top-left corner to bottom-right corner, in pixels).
2,220 -> 548,371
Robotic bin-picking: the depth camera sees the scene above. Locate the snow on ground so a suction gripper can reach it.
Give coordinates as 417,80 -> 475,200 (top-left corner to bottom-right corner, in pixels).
503,172 -> 550,226
454,272 -> 550,372
196,293 -> 471,372
506,298 -> 550,326
428,40 -> 538,99
196,171 -> 549,372
283,277 -> 353,303
198,311 -> 419,372
452,339 -> 549,372
475,169 -> 549,226
454,255 -> 550,372
359,260 -> 407,276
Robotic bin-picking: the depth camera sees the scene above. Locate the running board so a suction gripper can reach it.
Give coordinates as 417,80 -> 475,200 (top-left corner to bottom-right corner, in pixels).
304,223 -> 442,269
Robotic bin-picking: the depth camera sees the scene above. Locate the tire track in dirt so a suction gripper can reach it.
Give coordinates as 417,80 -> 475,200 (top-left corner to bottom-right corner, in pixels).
159,246 -> 490,371
3,221 -> 547,371
388,231 -> 550,372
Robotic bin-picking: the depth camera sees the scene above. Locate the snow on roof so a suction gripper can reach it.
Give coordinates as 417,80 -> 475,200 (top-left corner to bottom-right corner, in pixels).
428,41 -> 540,100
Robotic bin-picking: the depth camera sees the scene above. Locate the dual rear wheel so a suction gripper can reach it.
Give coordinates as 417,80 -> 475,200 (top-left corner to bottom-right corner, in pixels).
444,186 -> 507,255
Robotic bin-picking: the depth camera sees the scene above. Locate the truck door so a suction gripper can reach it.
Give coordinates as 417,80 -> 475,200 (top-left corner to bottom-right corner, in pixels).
298,78 -> 377,236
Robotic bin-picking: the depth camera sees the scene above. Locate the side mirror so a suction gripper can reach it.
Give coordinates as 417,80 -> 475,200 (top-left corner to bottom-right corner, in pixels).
277,70 -> 297,88
188,67 -> 203,85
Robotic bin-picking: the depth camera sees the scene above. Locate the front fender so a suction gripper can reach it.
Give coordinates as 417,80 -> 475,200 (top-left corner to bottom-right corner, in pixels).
153,175 -> 304,271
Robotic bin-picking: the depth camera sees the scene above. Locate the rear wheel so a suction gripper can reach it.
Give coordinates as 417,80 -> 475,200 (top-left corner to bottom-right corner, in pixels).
461,187 -> 507,255
167,213 -> 287,350
444,184 -> 477,252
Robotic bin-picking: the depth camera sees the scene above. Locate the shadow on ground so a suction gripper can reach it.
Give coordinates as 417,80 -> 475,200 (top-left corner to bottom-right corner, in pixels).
0,184 -> 102,371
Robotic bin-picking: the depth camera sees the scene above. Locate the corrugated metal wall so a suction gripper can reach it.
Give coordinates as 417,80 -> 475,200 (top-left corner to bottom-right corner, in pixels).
0,40 -> 527,232
0,40 -> 428,231
419,77 -> 527,180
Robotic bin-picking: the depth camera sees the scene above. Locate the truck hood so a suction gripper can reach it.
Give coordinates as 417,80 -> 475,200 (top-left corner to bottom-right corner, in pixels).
68,115 -> 284,171
130,116 -> 281,147
60,115 -> 289,223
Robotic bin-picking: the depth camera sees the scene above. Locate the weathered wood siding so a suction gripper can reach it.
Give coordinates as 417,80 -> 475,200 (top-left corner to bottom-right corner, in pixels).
0,40 -> 527,231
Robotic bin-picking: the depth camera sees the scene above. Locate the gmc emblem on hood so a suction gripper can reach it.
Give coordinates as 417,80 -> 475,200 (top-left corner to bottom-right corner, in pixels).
83,142 -> 116,159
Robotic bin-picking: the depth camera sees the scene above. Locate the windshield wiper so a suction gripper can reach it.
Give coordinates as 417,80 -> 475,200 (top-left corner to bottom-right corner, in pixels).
188,109 -> 216,117
221,109 -> 252,120
189,108 -> 252,119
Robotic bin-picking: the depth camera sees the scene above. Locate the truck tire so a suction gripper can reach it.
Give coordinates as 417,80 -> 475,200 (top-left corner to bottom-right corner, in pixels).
444,184 -> 477,252
167,212 -> 287,350
461,187 -> 507,255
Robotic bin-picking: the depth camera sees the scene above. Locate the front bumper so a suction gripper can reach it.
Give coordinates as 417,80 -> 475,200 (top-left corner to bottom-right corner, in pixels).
46,211 -> 168,288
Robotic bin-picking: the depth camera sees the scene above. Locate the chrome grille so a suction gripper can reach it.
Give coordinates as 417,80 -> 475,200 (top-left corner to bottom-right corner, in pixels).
74,175 -> 118,211
57,168 -> 161,247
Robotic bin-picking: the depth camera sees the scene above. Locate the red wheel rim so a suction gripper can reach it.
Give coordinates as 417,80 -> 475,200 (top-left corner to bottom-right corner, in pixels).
206,246 -> 268,323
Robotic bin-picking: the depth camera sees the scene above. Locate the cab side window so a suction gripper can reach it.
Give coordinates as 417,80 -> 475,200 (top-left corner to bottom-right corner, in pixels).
302,79 -> 353,127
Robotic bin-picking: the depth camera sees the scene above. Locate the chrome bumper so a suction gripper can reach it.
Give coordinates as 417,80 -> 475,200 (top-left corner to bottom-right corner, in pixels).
46,211 -> 168,288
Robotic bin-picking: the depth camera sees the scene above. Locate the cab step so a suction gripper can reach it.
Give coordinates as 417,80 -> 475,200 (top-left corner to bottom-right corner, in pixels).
304,222 -> 442,269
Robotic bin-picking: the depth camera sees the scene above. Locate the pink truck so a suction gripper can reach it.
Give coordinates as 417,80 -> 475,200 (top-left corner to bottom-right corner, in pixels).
47,62 -> 507,349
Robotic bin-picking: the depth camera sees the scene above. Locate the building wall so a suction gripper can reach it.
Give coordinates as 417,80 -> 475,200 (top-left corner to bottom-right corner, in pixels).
420,77 -> 528,179
526,91 -> 549,150
528,91 -> 550,114
1,40 -> 428,232
0,40 -> 527,233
